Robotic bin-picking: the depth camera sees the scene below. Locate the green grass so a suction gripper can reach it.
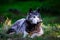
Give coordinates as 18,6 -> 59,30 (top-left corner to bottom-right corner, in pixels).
0,1 -> 41,13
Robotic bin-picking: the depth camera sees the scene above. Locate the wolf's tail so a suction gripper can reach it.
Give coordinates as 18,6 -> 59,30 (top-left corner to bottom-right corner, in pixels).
6,28 -> 16,34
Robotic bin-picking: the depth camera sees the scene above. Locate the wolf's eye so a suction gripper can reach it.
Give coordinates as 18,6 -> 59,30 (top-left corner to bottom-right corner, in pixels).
33,16 -> 35,18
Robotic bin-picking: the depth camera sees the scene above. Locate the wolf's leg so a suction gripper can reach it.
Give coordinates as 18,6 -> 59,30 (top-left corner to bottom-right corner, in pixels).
30,33 -> 37,38
30,27 -> 44,38
36,27 -> 44,37
23,31 -> 28,38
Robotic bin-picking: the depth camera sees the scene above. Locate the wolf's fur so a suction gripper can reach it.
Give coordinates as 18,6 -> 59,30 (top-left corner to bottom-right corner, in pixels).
7,8 -> 44,38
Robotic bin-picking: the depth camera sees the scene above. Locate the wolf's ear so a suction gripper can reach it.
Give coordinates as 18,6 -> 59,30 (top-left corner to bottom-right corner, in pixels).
29,8 -> 33,13
36,8 -> 40,13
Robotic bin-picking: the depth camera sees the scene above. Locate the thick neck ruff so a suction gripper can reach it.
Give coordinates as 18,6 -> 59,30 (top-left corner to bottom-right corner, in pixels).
25,20 -> 40,33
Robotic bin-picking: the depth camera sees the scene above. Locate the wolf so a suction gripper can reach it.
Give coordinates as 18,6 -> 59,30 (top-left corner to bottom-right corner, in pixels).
7,8 -> 44,38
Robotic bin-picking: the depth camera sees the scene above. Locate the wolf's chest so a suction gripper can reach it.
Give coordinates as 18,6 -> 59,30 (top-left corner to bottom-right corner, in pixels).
26,24 -> 35,33
25,24 -> 40,34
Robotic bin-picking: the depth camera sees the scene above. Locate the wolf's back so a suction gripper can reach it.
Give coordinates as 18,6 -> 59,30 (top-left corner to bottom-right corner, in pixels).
6,18 -> 26,34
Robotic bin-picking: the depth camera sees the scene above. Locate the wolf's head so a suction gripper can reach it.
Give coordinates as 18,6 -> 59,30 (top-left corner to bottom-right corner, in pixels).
26,8 -> 42,24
